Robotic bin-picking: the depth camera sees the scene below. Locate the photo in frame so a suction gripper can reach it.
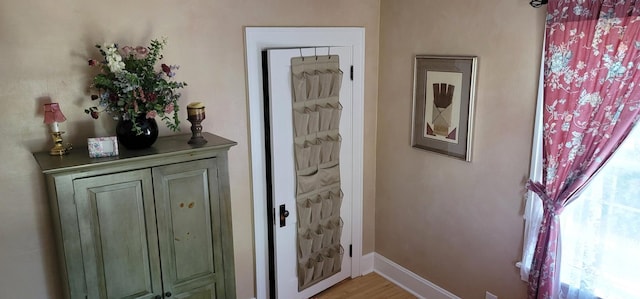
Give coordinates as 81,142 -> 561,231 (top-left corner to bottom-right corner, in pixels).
411,55 -> 477,161
88,136 -> 119,158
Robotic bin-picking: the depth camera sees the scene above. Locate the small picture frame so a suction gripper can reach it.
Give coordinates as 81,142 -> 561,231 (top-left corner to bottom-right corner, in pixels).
88,137 -> 119,158
411,55 -> 478,161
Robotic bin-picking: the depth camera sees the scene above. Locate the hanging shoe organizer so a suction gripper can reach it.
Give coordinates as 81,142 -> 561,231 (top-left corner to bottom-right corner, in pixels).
291,55 -> 344,291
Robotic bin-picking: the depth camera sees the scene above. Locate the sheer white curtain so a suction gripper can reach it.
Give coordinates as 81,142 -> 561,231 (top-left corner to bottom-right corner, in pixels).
519,42 -> 545,282
558,124 -> 640,299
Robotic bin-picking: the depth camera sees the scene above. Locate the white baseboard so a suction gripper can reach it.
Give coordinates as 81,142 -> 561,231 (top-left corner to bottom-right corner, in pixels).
360,252 -> 375,275
254,252 -> 457,299
373,253 -> 461,299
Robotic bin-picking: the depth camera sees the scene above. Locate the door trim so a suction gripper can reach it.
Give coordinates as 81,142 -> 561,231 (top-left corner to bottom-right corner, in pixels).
245,27 -> 365,299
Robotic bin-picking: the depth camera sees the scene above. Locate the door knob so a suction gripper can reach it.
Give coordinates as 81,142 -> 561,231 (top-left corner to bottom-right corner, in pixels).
165,292 -> 172,297
279,204 -> 290,227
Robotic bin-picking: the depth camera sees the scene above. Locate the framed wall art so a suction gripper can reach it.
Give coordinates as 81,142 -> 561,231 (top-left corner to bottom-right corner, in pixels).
411,55 -> 477,161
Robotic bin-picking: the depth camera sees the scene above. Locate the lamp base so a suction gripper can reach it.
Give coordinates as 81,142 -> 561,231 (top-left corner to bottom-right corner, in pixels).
50,145 -> 72,156
49,131 -> 72,156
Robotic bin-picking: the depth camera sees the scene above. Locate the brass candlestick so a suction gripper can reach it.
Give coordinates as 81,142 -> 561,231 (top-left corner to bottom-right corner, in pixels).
187,102 -> 207,145
49,131 -> 72,156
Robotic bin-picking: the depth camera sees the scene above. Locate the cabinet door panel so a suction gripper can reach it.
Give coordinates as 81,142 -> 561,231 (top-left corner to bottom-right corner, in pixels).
74,169 -> 162,299
173,285 -> 216,299
153,159 -> 224,299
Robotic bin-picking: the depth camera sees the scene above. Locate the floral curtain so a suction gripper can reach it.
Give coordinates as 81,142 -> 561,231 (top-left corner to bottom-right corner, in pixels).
527,1 -> 640,298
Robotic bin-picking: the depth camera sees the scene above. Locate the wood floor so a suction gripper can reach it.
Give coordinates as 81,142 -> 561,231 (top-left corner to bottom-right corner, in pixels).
310,273 -> 417,299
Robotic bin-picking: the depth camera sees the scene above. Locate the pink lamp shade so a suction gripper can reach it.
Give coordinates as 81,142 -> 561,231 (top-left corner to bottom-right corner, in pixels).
44,103 -> 67,133
43,103 -> 67,124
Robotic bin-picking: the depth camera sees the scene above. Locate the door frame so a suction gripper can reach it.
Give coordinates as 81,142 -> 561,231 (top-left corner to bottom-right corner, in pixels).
245,27 -> 365,299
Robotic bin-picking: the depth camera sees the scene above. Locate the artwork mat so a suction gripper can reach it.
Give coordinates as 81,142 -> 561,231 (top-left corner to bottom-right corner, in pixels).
411,55 -> 477,161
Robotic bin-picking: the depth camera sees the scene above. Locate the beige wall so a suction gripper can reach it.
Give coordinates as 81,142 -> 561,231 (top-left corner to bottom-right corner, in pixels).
1,0 -> 547,297
376,0 -> 544,298
0,1 -> 379,298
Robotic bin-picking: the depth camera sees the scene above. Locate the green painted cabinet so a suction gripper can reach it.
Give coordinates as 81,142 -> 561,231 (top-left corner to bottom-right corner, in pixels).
34,133 -> 237,299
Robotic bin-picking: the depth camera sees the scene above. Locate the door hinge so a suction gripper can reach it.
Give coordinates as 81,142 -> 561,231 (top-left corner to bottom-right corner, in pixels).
349,244 -> 353,257
350,65 -> 354,81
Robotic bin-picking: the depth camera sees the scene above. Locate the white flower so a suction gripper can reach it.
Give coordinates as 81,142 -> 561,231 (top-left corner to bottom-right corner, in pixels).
111,62 -> 125,73
102,43 -> 126,73
107,56 -> 125,73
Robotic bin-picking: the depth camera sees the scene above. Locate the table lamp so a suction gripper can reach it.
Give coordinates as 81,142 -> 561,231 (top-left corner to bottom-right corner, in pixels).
44,103 -> 72,155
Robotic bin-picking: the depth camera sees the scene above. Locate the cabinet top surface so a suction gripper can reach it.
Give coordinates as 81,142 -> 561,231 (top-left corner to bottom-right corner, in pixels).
33,132 -> 236,174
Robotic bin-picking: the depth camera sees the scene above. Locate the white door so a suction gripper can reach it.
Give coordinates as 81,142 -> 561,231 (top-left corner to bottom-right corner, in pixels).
266,47 -> 353,298
245,27 -> 365,299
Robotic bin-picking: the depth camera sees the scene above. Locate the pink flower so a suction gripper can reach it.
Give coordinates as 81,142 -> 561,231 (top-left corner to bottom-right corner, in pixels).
135,46 -> 149,59
146,110 -> 157,119
164,103 -> 174,114
121,46 -> 135,57
88,59 -> 98,66
135,87 -> 146,102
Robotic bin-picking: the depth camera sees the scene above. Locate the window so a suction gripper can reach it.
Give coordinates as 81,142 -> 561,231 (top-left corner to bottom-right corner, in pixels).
559,124 -> 640,299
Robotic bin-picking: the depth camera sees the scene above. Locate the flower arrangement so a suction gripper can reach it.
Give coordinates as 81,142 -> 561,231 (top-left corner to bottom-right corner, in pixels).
85,38 -> 187,134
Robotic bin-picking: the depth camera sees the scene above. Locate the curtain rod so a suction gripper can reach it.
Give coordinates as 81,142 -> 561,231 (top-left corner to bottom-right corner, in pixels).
530,0 -> 547,8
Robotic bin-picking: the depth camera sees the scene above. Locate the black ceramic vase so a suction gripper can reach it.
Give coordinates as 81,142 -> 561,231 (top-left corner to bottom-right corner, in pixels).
116,114 -> 159,150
